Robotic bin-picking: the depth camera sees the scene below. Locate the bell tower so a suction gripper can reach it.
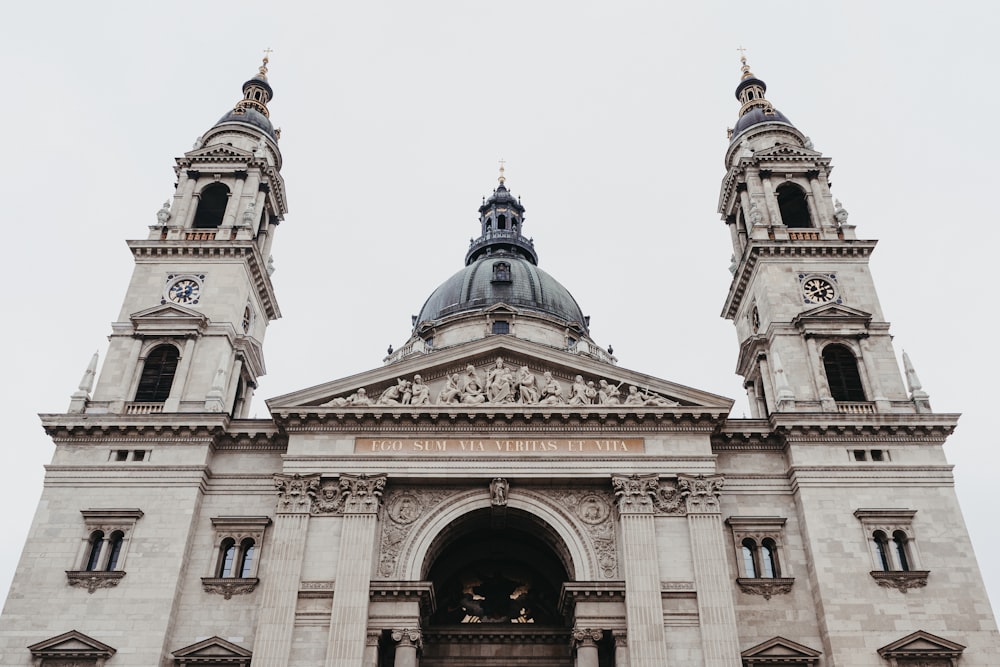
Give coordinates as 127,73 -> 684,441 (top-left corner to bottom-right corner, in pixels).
73,56 -> 287,417
719,56 -> 927,417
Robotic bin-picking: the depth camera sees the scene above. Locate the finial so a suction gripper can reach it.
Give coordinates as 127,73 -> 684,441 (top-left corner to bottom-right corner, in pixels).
737,45 -> 754,80
498,158 -> 506,184
259,48 -> 273,79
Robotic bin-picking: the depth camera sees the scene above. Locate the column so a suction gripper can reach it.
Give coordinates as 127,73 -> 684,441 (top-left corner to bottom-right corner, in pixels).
391,628 -> 421,667
611,474 -> 670,667
325,474 -> 388,667
613,630 -> 630,667
164,338 -> 196,412
251,473 -> 321,667
678,475 -> 741,667
362,630 -> 381,667
805,337 -> 836,411
759,169 -> 780,226
572,628 -> 602,667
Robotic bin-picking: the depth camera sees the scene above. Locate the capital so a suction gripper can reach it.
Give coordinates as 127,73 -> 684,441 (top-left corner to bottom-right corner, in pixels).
572,627 -> 603,647
677,474 -> 725,514
391,627 -> 422,649
273,473 -> 321,514
611,474 -> 659,514
340,473 -> 387,514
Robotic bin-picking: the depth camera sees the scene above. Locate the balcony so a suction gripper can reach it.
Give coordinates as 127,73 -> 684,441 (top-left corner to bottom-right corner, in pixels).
124,402 -> 165,415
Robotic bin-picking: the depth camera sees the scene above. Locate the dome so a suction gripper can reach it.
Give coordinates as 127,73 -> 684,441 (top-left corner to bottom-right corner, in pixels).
416,254 -> 588,331
731,105 -> 793,140
213,108 -> 277,140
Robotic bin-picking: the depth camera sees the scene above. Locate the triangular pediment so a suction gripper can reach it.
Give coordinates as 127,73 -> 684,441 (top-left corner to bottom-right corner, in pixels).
741,636 -> 821,663
130,303 -> 209,336
753,143 -> 824,159
267,336 -> 733,413
172,635 -> 253,659
28,629 -> 116,659
878,630 -> 966,657
792,303 -> 873,333
185,144 -> 255,160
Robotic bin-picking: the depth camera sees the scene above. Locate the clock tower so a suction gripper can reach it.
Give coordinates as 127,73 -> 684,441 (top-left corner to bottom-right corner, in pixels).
719,56 -> 926,417
75,57 -> 287,417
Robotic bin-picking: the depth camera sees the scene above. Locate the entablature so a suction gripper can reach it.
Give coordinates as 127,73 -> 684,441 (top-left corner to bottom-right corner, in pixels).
38,413 -> 284,448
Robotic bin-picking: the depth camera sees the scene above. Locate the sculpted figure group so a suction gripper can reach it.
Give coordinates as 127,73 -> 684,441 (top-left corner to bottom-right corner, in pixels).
322,357 -> 679,408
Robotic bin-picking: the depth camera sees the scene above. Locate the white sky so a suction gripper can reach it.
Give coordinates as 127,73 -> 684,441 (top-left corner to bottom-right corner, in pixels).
2,1 -> 997,618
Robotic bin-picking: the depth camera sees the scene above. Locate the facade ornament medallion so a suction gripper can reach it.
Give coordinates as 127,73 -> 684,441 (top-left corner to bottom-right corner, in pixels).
311,479 -> 346,515
273,473 -> 320,514
678,474 -> 724,513
339,473 -> 387,514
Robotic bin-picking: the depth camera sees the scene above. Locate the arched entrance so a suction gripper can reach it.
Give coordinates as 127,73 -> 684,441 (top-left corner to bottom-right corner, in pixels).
413,507 -> 608,667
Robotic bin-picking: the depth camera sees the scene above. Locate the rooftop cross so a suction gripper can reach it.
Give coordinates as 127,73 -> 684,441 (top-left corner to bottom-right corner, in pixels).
498,158 -> 506,184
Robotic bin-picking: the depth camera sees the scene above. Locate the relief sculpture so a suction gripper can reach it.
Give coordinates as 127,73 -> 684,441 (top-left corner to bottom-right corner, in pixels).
321,356 -> 684,409
552,489 -> 618,578
377,489 -> 458,578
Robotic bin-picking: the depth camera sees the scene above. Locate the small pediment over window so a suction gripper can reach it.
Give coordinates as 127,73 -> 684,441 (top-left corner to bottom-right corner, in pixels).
877,629 -> 965,660
130,303 -> 209,336
792,303 -> 872,332
172,636 -> 252,666
752,143 -> 824,159
185,144 -> 254,160
741,635 -> 821,665
28,629 -> 116,665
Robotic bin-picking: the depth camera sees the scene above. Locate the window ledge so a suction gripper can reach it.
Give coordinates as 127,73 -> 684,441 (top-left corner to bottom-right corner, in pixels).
736,577 -> 794,600
201,577 -> 259,599
869,570 -> 929,593
66,570 -> 126,594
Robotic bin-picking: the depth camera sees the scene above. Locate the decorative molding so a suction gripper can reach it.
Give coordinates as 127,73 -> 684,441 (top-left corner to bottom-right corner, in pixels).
736,577 -> 794,600
678,474 -> 725,514
611,474 -> 659,514
28,630 -> 117,665
869,570 -> 929,593
551,489 -> 619,578
201,576 -> 259,599
273,473 -> 320,514
66,570 -> 125,593
340,473 -> 387,514
377,488 -> 457,578
390,628 -> 422,649
571,627 -> 604,647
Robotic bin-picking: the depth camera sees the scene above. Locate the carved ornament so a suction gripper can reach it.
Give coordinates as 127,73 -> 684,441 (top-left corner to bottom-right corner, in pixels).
273,473 -> 320,514
736,577 -> 794,600
611,475 -> 684,515
391,628 -> 422,649
869,570 -> 929,593
201,576 -> 259,599
377,489 -> 457,578
571,628 -> 603,647
339,473 -> 387,514
678,474 -> 724,514
65,570 -> 125,594
490,477 -> 509,507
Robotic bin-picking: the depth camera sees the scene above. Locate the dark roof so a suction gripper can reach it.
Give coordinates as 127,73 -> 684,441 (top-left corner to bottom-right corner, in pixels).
731,106 -> 793,140
213,108 -> 277,140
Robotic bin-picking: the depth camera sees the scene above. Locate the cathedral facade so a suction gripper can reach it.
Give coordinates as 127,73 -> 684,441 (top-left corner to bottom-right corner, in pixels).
0,56 -> 997,667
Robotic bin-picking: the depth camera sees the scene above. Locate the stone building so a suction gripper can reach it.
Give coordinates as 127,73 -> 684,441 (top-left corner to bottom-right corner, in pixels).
0,56 -> 997,667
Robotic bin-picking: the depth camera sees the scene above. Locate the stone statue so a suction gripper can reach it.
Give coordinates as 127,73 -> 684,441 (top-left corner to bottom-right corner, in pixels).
266,255 -> 276,276
241,200 -> 256,227
486,356 -> 515,403
748,200 -> 764,226
538,372 -> 565,405
322,388 -> 371,407
517,366 -> 539,404
156,201 -> 171,225
409,374 -> 431,405
567,375 -> 591,405
598,379 -> 622,405
624,385 -> 678,407
729,254 -> 738,276
192,135 -> 203,149
437,374 -> 462,404
254,138 -> 266,158
804,136 -> 814,149
834,199 -> 849,226
490,478 -> 509,506
378,378 -> 410,405
461,365 -> 486,404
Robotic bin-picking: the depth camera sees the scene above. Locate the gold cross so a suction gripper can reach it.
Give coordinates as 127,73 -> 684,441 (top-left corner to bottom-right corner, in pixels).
262,47 -> 273,62
498,158 -> 506,183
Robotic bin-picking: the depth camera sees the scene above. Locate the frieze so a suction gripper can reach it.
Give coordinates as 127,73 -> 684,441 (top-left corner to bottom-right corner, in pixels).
356,437 -> 644,455
320,356 -> 681,409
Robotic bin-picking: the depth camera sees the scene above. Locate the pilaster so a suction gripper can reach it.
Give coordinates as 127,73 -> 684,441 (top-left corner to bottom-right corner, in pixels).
325,473 -> 387,667
678,474 -> 741,667
611,474 -> 670,667
251,473 -> 320,667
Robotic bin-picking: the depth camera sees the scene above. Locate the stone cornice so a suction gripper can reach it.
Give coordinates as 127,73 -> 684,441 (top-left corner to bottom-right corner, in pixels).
712,421 -> 783,450
769,413 -> 959,443
127,240 -> 280,320
271,407 -> 729,433
40,413 -> 286,449
723,241 -> 877,319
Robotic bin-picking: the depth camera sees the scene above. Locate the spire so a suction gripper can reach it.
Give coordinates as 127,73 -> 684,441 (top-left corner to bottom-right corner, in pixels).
467,167 -> 537,265
233,50 -> 275,119
729,49 -> 794,141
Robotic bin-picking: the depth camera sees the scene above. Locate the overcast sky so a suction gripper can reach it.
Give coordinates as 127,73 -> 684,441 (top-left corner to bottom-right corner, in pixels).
2,1 -> 997,617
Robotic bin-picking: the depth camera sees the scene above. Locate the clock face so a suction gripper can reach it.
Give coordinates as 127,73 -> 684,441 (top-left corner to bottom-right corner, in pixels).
167,278 -> 201,304
802,277 -> 836,304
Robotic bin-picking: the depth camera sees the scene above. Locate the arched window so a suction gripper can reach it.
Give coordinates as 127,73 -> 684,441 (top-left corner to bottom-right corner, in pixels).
238,538 -> 256,578
192,183 -> 230,229
822,344 -> 866,402
741,538 -> 759,578
85,531 -> 105,572
105,531 -> 125,571
135,345 -> 180,402
776,183 -> 812,228
218,538 -> 237,577
872,531 -> 891,571
892,530 -> 911,571
761,538 -> 779,578
497,214 -> 507,230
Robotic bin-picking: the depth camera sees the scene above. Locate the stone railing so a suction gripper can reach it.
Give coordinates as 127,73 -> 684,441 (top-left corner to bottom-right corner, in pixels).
836,401 -> 876,415
124,402 -> 165,415
185,231 -> 217,241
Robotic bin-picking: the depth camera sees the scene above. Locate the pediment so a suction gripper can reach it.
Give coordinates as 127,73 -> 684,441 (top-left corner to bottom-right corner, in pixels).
268,336 -> 733,413
878,630 -> 966,658
752,143 -> 824,160
28,629 -> 116,659
172,636 -> 253,660
131,303 -> 209,336
741,635 -> 821,664
185,144 -> 254,160
792,303 -> 872,331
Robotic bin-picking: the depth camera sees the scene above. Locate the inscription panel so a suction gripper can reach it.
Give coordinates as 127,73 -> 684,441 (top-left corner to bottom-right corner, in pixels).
355,437 -> 644,455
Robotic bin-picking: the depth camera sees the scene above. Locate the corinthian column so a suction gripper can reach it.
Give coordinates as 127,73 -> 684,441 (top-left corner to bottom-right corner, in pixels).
251,473 -> 321,667
678,474 -> 741,667
325,473 -> 388,667
611,474 -> 670,667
